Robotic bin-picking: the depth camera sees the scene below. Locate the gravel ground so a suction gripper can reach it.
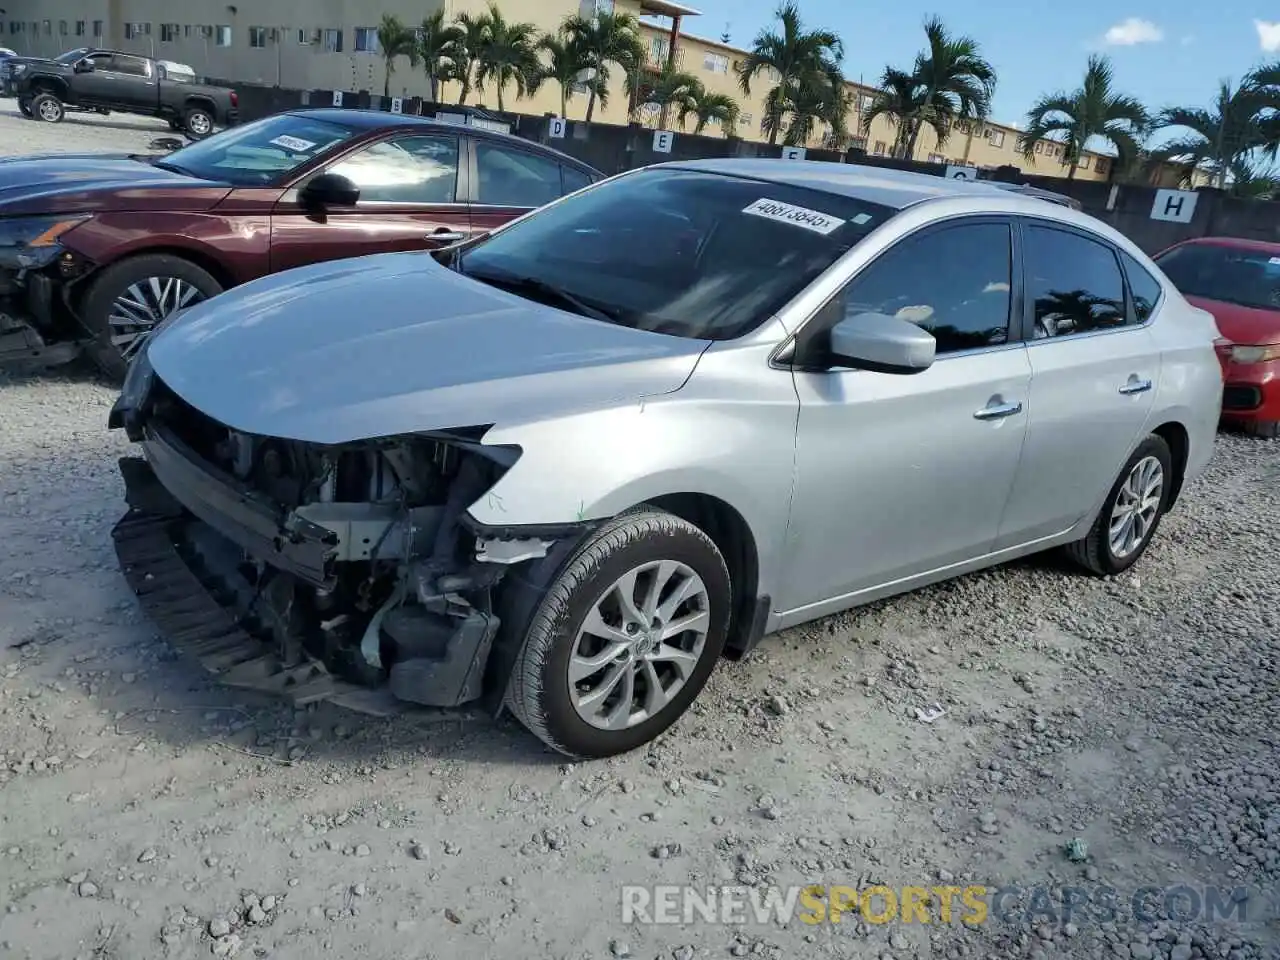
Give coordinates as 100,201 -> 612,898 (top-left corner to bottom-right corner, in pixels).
1,106 -> 1278,960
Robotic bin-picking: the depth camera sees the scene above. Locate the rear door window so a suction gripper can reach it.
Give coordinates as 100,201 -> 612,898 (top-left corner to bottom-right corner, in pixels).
475,141 -> 563,208
1023,225 -> 1128,337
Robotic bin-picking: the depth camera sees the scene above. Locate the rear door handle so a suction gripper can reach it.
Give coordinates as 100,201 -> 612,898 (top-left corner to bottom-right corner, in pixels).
973,401 -> 1023,421
1119,379 -> 1153,395
427,229 -> 467,243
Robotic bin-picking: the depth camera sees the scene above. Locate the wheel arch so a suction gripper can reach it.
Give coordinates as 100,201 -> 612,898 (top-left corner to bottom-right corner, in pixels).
74,244 -> 236,307
28,77 -> 69,99
1150,419 -> 1190,508
182,96 -> 217,114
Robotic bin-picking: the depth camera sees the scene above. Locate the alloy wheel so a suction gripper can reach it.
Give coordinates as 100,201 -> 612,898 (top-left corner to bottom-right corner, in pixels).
108,276 -> 207,361
1109,455 -> 1164,559
37,98 -> 61,122
187,112 -> 212,136
569,559 -> 711,731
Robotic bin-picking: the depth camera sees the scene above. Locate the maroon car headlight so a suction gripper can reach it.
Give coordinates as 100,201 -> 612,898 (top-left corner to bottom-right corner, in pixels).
0,214 -> 91,269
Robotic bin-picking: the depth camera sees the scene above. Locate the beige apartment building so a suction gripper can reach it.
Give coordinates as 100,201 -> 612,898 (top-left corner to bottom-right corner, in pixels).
2,0 -> 1111,180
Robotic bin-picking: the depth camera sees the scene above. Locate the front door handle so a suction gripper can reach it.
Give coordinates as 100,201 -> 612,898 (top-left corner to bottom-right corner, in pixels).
427,229 -> 467,243
1119,378 -> 1153,395
973,401 -> 1023,421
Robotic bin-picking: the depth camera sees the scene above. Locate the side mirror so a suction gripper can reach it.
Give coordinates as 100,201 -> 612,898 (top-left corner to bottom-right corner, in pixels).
300,172 -> 360,210
74,59 -> 94,73
827,311 -> 936,374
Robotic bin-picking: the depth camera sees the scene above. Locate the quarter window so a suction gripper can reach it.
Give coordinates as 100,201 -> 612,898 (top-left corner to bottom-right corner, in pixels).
1024,225 -> 1127,337
834,222 -> 1013,355
561,165 -> 594,196
326,135 -> 459,204
1121,251 -> 1162,323
475,142 -> 563,208
111,55 -> 150,77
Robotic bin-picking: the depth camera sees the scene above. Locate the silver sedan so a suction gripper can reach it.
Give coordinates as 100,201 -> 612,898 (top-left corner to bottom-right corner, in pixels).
109,159 -> 1224,758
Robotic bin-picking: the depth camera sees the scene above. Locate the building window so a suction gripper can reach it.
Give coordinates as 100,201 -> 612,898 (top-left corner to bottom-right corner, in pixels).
75,20 -> 86,36
1033,142 -> 1043,154
184,25 -> 192,38
249,26 -> 268,48
873,141 -> 886,155
42,19 -> 52,35
354,27 -> 379,53
8,21 -> 19,35
323,29 -> 344,52
297,28 -> 313,44
58,20 -> 68,35
93,20 -> 103,37
160,23 -> 179,43
849,136 -> 867,151
702,52 -> 728,73
986,129 -> 1006,148
1078,156 -> 1091,171
215,24 -> 232,46
1095,159 -> 1108,176
738,111 -> 753,125
858,94 -> 875,114
928,153 -> 944,163
649,36 -> 668,64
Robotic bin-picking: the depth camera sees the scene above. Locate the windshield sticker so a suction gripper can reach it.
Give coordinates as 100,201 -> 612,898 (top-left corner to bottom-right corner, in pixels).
269,135 -> 317,152
852,213 -> 873,225
742,198 -> 847,236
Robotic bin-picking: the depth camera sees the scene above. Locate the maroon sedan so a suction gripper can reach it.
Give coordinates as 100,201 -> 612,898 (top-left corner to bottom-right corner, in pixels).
1153,236 -> 1280,437
0,108 -> 602,378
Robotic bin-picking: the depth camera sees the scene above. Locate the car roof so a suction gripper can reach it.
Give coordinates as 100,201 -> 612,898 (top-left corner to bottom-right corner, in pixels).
283,108 -> 600,173
652,157 -> 1017,210
1169,235 -> 1280,255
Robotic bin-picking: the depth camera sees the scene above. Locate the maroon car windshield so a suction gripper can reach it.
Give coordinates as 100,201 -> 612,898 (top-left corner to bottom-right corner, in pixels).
159,114 -> 358,187
1155,243 -> 1280,312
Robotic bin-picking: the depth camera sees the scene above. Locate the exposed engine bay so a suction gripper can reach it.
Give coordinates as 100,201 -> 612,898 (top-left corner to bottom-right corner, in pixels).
111,375 -> 557,714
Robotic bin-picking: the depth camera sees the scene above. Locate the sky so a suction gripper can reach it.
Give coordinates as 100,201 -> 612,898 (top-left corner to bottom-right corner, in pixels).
664,0 -> 1280,129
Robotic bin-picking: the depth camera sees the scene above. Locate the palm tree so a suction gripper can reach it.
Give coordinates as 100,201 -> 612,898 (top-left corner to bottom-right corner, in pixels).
1227,156 -> 1280,199
1153,72 -> 1280,189
771,69 -> 850,146
896,16 -> 996,160
471,2 -> 542,112
1249,61 -> 1280,155
450,12 -> 488,105
417,10 -> 461,103
635,64 -> 702,131
1019,55 -> 1150,180
562,12 -> 645,122
862,67 -> 923,157
376,14 -> 419,99
539,32 -> 593,119
689,91 -> 741,136
736,1 -> 844,146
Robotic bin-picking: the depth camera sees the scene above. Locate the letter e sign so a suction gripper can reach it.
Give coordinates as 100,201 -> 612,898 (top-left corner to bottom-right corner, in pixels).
652,130 -> 674,153
1150,189 -> 1197,223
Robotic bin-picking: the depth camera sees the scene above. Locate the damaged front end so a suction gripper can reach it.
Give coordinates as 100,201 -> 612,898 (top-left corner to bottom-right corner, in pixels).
0,215 -> 95,368
108,361 -> 557,716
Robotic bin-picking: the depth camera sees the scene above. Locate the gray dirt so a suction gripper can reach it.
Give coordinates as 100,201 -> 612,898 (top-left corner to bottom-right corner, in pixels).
0,103 -> 1277,960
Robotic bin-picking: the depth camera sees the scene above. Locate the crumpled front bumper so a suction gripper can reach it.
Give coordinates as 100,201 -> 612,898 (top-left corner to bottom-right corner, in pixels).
112,458 -> 405,715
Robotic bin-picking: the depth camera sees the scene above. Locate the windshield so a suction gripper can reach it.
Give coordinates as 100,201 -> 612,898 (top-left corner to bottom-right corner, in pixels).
56,48 -> 92,63
456,167 -> 891,340
1155,242 -> 1280,312
161,114 -> 358,187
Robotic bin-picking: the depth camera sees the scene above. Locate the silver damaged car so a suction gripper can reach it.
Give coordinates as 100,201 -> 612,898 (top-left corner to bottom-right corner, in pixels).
108,160 -> 1223,758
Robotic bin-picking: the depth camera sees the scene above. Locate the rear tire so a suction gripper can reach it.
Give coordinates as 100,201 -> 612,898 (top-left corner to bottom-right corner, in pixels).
182,106 -> 214,139
505,508 -> 732,758
80,254 -> 223,381
1064,434 -> 1173,577
1237,419 -> 1280,439
31,92 -> 64,124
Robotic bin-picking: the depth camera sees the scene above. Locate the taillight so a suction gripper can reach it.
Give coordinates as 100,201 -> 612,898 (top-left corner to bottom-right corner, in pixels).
230,91 -> 238,107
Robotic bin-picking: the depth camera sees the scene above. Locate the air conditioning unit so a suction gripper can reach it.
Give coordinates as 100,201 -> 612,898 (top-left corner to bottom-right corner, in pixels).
310,28 -> 322,45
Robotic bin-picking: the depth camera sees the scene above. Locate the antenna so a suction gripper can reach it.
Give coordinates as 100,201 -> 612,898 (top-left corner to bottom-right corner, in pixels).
720,21 -> 731,44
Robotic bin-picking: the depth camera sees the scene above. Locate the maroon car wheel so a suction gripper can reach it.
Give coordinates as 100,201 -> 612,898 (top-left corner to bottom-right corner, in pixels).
80,254 -> 223,381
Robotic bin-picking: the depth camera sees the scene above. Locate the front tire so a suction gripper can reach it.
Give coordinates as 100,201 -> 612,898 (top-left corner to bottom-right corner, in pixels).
1065,434 -> 1173,576
79,254 -> 223,381
505,509 -> 732,758
31,92 -> 64,124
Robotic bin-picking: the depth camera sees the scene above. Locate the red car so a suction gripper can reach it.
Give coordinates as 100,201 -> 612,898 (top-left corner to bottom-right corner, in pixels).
0,108 -> 601,379
1153,236 -> 1280,437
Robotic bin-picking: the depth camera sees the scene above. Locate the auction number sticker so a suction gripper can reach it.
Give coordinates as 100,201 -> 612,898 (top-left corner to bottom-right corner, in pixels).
269,135 -> 317,152
742,198 -> 846,235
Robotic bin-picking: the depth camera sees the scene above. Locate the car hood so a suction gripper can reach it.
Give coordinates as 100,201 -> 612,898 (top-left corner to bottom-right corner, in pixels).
0,154 -> 229,215
1185,295 -> 1280,346
147,251 -> 710,445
